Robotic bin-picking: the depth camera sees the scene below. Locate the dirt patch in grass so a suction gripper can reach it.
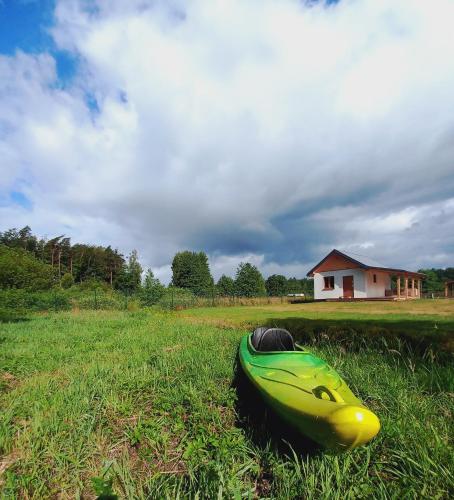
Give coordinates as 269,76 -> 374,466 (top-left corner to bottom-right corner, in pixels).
0,371 -> 20,393
0,449 -> 22,486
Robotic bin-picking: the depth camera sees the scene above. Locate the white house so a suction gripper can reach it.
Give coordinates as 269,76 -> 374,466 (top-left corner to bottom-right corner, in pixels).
307,249 -> 425,301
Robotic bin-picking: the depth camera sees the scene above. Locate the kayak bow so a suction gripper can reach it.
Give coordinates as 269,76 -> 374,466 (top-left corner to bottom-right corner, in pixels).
238,329 -> 380,451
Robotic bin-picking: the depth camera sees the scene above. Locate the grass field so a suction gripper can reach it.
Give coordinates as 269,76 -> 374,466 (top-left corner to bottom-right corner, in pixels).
0,301 -> 453,498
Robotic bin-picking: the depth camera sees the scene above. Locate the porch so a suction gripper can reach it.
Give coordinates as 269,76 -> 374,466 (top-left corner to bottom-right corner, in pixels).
385,274 -> 422,300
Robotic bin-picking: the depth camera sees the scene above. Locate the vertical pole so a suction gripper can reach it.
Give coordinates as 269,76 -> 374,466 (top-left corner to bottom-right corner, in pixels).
404,277 -> 408,299
397,277 -> 401,298
411,279 -> 415,298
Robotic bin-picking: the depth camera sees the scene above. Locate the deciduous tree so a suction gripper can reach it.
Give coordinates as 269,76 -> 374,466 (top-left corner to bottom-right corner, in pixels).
234,262 -> 266,297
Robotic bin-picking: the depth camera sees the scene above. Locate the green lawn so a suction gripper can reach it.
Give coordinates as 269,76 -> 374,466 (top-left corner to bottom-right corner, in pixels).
0,303 -> 453,498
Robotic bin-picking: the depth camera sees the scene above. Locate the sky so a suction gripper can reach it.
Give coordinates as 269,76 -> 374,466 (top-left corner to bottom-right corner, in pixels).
1,0 -> 453,284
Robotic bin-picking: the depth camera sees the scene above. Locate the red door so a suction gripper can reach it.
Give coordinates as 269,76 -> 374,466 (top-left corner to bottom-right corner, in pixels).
343,276 -> 354,299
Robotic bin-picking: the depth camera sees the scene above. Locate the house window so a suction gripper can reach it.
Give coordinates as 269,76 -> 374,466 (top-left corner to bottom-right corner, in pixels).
373,274 -> 377,283
324,276 -> 334,290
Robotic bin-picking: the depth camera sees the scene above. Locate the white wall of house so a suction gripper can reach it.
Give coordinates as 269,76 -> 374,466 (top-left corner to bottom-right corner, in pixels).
314,269 -> 367,300
314,269 -> 393,299
365,270 -> 391,297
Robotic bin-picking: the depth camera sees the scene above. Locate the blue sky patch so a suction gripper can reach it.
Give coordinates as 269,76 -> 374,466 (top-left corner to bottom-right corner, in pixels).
0,0 -> 78,85
9,191 -> 32,210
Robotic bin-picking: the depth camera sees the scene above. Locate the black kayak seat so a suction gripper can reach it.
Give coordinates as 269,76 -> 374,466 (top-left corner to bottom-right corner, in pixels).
251,327 -> 295,352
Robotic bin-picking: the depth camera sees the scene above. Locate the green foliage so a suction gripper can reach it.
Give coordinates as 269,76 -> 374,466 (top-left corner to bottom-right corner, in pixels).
91,476 -> 118,500
140,270 -> 165,306
171,251 -> 213,295
60,272 -> 74,289
234,262 -> 266,297
286,277 -> 303,293
0,244 -> 56,291
78,278 -> 109,291
115,250 -> 143,293
0,226 -> 39,253
0,226 -> 126,288
216,275 -> 235,296
265,274 -> 288,296
286,277 -> 314,298
0,288 -> 71,311
418,268 -> 454,294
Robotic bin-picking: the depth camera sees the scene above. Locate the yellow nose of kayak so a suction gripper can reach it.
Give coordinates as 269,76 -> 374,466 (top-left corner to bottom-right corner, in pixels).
327,406 -> 381,450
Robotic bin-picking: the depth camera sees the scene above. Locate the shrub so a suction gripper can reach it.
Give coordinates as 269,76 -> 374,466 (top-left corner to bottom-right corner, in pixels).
78,278 -> 110,291
0,289 -> 70,311
60,273 -> 75,289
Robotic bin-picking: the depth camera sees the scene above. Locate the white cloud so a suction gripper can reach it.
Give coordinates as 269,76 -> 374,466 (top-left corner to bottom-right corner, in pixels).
1,0 -> 454,280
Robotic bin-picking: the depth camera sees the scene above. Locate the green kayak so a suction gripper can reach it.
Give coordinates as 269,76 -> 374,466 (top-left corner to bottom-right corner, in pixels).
239,327 -> 380,451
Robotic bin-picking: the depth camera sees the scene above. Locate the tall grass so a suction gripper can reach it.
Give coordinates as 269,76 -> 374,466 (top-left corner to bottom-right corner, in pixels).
0,308 -> 452,498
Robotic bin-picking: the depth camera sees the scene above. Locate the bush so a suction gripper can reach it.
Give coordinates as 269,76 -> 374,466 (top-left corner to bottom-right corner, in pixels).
60,273 -> 74,289
0,289 -> 71,312
78,278 -> 110,291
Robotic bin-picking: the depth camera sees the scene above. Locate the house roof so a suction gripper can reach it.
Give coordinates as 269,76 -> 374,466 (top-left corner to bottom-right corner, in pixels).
306,249 -> 426,278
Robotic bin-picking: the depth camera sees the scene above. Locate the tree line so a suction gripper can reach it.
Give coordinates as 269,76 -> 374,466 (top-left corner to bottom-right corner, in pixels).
170,250 -> 313,297
0,226 -> 314,302
9,225 -> 452,299
0,226 -> 143,292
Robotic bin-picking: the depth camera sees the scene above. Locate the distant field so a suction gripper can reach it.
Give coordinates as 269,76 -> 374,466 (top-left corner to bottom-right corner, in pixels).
181,299 -> 454,353
0,302 -> 453,498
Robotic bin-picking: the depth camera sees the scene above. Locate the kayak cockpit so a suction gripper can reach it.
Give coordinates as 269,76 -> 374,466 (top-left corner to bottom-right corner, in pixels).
248,327 -> 308,355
